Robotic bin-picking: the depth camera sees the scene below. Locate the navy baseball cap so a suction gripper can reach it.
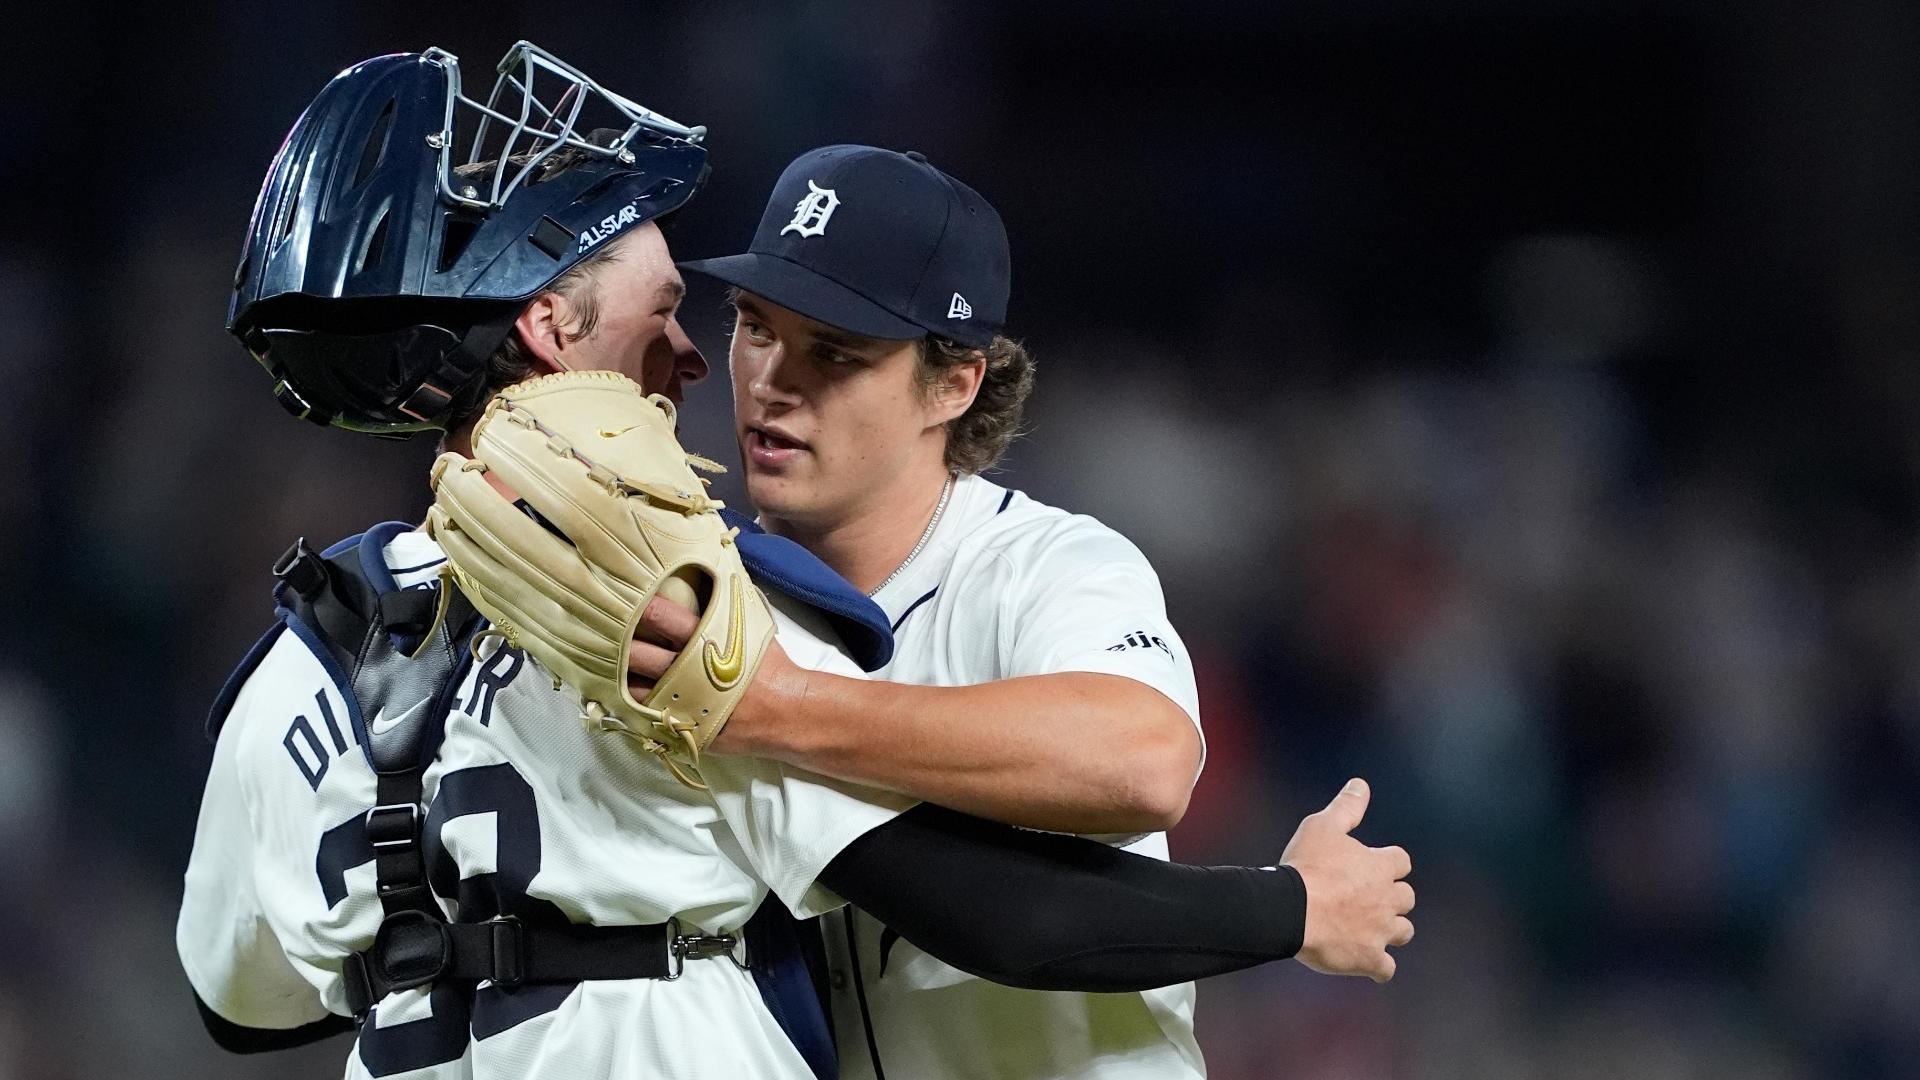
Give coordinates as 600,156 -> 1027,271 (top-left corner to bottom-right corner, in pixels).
680,145 -> 1010,348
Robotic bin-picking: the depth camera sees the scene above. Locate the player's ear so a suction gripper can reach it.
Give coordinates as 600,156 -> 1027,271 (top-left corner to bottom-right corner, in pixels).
513,292 -> 573,375
926,346 -> 986,425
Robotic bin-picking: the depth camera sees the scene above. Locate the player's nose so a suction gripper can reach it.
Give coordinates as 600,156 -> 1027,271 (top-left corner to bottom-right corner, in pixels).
667,318 -> 707,384
746,342 -> 805,410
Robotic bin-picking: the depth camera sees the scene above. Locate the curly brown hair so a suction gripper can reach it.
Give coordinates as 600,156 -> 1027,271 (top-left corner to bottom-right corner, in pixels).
917,334 -> 1035,474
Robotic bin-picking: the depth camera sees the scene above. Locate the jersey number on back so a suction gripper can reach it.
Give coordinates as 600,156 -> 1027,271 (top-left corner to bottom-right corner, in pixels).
314,652 -> 571,1076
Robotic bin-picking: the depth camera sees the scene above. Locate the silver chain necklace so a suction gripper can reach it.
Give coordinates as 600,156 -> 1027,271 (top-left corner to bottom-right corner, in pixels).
871,472 -> 956,596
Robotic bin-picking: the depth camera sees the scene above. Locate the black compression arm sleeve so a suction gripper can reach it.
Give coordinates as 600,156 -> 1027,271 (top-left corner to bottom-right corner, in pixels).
817,804 -> 1305,992
192,987 -> 354,1053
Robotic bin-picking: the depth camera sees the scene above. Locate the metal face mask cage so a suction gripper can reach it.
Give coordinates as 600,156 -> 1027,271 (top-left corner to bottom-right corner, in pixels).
424,40 -> 706,211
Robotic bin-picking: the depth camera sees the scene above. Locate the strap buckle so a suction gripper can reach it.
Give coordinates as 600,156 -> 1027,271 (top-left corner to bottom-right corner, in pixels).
271,538 -> 328,599
342,951 -> 376,1022
366,802 -> 421,852
665,916 -> 747,979
489,915 -> 527,989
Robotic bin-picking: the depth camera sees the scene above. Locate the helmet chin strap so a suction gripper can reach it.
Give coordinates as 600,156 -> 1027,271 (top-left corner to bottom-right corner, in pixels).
418,308 -> 523,428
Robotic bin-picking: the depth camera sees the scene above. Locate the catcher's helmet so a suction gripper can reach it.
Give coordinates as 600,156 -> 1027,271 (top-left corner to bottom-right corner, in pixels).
229,42 -> 709,434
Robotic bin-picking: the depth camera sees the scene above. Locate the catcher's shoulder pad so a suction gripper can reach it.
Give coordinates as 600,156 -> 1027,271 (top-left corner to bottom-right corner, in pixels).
210,521 -> 476,774
720,508 -> 894,672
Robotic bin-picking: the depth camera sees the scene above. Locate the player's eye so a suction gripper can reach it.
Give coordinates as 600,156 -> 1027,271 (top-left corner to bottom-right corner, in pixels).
812,341 -> 863,367
739,319 -> 772,345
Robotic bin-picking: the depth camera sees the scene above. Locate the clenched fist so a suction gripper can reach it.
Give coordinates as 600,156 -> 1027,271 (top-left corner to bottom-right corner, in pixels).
1281,778 -> 1415,983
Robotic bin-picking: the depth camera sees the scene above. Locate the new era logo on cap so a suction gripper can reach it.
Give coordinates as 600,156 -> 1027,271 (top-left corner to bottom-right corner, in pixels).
679,145 -> 1010,348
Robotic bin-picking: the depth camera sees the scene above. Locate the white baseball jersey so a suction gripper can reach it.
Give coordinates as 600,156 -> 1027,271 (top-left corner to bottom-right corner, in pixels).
825,474 -> 1208,1080
178,528 -> 915,1080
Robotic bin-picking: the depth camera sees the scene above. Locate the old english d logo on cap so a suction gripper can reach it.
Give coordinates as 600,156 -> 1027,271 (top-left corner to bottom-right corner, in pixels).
780,180 -> 840,238
679,145 -> 1011,349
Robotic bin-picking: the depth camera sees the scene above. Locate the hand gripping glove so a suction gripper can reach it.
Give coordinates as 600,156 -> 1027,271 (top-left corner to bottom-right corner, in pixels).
426,370 -> 774,788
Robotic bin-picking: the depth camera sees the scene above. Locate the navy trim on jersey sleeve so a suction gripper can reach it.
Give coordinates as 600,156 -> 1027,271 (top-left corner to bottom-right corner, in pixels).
720,508 -> 893,671
206,622 -> 289,742
192,986 -> 352,1054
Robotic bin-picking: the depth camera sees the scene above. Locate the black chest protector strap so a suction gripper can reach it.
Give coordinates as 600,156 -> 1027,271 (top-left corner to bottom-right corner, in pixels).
337,913 -> 746,1018
275,537 -> 468,923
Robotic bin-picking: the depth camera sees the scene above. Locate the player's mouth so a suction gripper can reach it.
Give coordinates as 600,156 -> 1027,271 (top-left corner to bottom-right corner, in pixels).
744,423 -> 808,469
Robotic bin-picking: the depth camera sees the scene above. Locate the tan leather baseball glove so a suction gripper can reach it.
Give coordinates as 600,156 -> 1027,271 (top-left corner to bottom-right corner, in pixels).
426,370 -> 773,789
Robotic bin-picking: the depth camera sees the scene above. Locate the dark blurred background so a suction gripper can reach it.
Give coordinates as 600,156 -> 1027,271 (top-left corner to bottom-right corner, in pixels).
4,1 -> 1917,1076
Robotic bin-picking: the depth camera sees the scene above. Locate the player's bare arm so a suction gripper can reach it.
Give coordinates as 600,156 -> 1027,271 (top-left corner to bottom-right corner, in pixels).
741,665 -> 1200,832
628,598 -> 1200,833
